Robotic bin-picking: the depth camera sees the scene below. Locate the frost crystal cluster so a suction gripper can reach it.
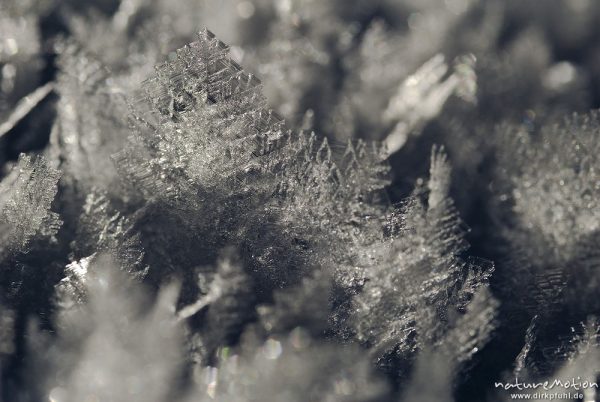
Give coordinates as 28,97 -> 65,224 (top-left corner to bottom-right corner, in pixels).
2,1 -> 600,402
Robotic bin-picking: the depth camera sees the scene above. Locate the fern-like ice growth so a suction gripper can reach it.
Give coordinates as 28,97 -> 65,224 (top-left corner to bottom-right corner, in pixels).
342,147 -> 495,374
74,190 -> 145,272
0,153 -> 61,261
399,286 -> 497,402
114,30 -> 281,199
557,318 -> 600,385
108,33 -> 496,390
548,320 -> 600,402
8,27 -> 499,402
112,30 -> 390,291
56,190 -> 146,307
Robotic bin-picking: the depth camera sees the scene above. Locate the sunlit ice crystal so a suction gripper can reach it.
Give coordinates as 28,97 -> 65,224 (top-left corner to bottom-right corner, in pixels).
114,29 -> 390,278
116,29 -> 284,199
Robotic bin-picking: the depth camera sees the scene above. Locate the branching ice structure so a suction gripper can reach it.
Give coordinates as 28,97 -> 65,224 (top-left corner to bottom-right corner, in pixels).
2,26 -> 498,402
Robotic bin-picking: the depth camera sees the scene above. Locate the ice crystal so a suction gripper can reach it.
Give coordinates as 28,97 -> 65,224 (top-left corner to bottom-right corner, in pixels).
0,82 -> 54,139
343,147 -> 495,373
560,318 -> 600,377
50,43 -> 130,195
45,255 -> 184,402
496,113 -> 600,251
399,289 -> 496,402
382,53 -> 476,155
187,330 -> 389,402
329,0 -> 477,142
0,153 -> 61,261
440,287 -> 498,363
551,319 -> 600,402
115,30 -> 280,199
55,255 -> 94,308
3,8 -> 584,400
89,32 -> 497,394
493,112 -> 600,314
56,190 -> 146,306
509,316 -> 540,381
74,190 -> 145,272
504,317 -> 600,401
178,250 -> 255,362
111,30 -> 390,293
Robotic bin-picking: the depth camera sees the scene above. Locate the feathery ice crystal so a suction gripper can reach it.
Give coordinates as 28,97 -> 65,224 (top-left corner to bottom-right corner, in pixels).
0,29 -> 500,402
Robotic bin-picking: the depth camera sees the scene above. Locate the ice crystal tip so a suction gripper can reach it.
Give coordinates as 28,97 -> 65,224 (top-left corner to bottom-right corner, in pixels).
428,145 -> 451,211
382,54 -> 477,155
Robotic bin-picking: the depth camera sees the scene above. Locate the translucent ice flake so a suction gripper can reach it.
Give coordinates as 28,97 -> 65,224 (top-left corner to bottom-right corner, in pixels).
402,287 -> 497,402
507,318 -> 600,401
77,191 -> 144,268
382,53 -> 477,155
